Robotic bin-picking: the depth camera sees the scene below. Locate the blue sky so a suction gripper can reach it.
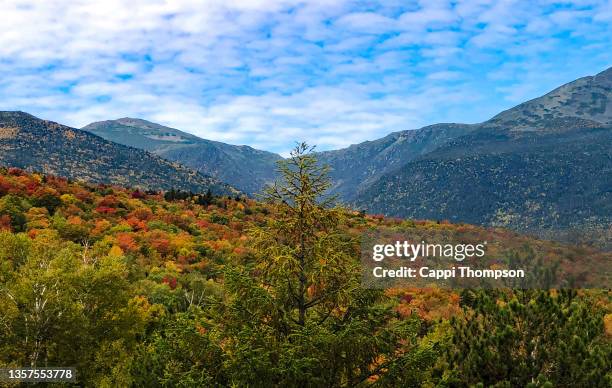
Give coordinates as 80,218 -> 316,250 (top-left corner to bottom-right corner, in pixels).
0,0 -> 611,155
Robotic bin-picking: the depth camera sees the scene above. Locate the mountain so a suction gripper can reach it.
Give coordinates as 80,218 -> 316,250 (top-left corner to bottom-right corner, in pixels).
82,118 -> 282,195
0,112 -> 235,194
350,67 -> 612,245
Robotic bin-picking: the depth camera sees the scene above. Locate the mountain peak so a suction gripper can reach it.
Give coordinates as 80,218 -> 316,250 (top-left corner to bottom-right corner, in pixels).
0,111 -> 37,121
81,117 -> 282,195
487,67 -> 612,129
593,66 -> 612,86
114,117 -> 160,127
83,118 -> 203,148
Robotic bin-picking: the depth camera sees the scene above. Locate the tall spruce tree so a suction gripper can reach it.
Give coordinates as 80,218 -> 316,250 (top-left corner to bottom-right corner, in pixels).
210,143 -> 436,387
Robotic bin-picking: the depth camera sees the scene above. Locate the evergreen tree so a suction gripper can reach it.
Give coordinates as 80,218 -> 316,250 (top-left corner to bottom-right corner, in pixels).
209,143 -> 436,387
442,289 -> 611,387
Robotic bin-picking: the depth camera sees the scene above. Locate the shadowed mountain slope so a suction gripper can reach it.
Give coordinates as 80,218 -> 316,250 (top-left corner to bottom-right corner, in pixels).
83,118 -> 281,195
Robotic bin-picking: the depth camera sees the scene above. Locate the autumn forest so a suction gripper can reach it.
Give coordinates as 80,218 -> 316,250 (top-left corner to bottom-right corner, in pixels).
0,144 -> 609,387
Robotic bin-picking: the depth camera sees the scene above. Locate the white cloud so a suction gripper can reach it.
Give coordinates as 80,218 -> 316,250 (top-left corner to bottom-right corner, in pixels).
0,0 -> 610,154
335,12 -> 398,34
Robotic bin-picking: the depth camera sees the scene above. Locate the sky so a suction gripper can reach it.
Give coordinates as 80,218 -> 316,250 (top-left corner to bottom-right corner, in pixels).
0,0 -> 611,155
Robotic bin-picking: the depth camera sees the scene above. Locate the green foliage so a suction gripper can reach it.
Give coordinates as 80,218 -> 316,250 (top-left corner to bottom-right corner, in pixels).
441,289 -> 611,387
0,157 -> 609,386
32,194 -> 63,215
132,310 -> 225,387
0,232 -> 148,385
0,194 -> 30,232
51,214 -> 90,242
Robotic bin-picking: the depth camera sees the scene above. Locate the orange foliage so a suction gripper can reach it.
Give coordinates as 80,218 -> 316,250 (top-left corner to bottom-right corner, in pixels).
129,207 -> 153,221
67,216 -> 84,225
127,217 -> 147,231
149,230 -> 171,256
92,219 -> 112,236
117,233 -> 138,253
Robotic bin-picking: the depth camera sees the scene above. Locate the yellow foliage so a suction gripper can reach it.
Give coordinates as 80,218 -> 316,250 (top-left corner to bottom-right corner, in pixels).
60,193 -> 78,204
164,260 -> 182,273
109,245 -> 124,257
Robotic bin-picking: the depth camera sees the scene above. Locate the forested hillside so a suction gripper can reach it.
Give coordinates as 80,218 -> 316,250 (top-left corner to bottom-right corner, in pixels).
0,112 -> 234,195
350,68 -> 612,245
356,124 -> 612,247
0,148 -> 609,386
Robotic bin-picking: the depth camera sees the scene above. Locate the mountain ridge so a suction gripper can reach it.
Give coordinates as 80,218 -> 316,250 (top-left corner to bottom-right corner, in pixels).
83,118 -> 281,195
351,67 -> 611,246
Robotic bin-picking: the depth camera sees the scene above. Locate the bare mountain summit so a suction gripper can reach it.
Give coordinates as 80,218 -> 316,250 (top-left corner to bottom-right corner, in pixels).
83,119 -> 281,195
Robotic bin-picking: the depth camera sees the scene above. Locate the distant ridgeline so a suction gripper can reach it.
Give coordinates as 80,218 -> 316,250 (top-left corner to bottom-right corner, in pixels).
82,117 -> 281,196
81,68 -> 612,246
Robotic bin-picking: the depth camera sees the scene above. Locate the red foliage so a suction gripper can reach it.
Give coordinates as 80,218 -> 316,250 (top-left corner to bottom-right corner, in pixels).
25,181 -> 40,195
95,206 -> 117,215
0,176 -> 11,195
196,219 -> 210,229
74,189 -> 92,203
0,215 -> 12,231
149,231 -> 171,255
131,190 -> 146,199
98,195 -> 119,208
162,276 -> 178,289
7,167 -> 24,176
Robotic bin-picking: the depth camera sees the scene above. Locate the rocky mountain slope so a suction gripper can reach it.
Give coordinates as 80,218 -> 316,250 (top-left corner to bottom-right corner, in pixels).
83,118 -> 281,195
316,123 -> 476,201
352,67 -> 612,245
0,112 -> 235,194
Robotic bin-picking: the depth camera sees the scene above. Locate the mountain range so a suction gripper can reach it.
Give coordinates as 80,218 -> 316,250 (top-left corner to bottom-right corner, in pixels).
1,67 -> 610,245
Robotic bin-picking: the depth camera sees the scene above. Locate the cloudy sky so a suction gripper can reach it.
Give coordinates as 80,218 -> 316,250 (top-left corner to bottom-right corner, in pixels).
1,0 -> 611,154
